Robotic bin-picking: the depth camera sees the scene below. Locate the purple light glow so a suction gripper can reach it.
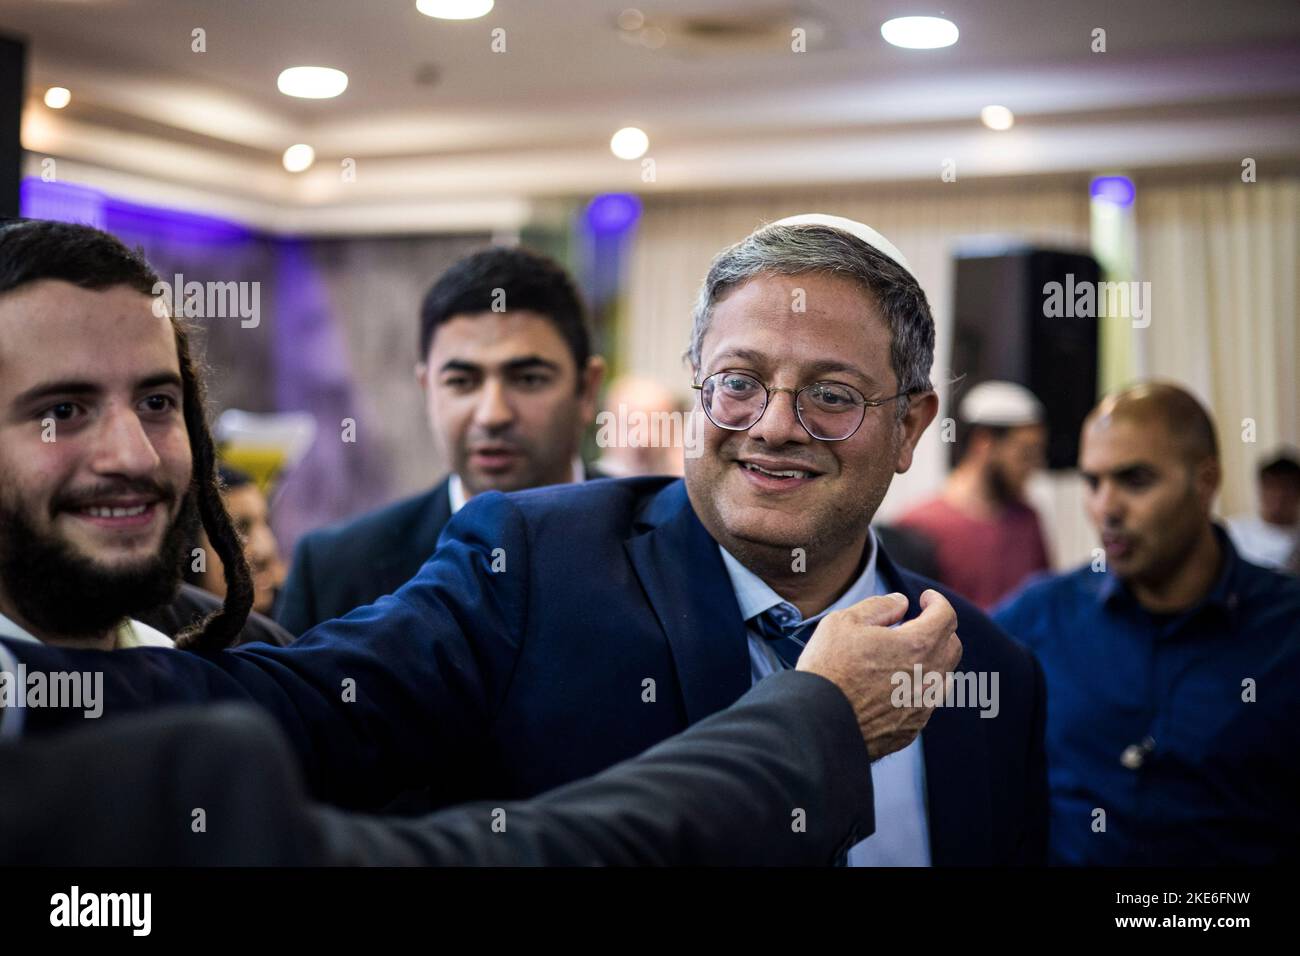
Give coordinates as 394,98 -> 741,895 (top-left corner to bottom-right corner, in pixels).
584,192 -> 642,235
20,179 -> 107,228
1090,175 -> 1136,208
21,177 -> 255,243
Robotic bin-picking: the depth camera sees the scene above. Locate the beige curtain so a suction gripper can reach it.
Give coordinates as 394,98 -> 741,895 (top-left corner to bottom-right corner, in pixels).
621,178 -> 1096,565
1134,176 -> 1300,518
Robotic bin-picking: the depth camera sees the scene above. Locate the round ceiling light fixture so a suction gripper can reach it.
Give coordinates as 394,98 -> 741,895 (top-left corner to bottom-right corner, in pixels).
283,143 -> 316,173
981,105 -> 1015,130
277,66 -> 349,99
417,0 -> 495,20
610,127 -> 649,160
881,16 -> 959,49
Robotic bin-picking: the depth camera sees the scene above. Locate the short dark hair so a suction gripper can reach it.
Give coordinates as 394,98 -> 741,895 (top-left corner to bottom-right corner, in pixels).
418,246 -> 591,376
0,217 -> 158,297
1091,381 -> 1219,466
0,218 -> 252,650
1260,452 -> 1300,488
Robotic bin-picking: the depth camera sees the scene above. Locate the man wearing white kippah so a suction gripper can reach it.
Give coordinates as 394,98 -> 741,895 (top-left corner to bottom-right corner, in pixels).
6,214 -> 1046,866
898,381 -> 1052,609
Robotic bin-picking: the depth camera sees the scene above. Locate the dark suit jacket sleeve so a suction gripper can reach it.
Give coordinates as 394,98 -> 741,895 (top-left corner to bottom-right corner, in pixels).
319,670 -> 875,865
1,672 -> 872,866
275,532 -> 321,637
0,491 -> 536,811
0,704 -> 322,865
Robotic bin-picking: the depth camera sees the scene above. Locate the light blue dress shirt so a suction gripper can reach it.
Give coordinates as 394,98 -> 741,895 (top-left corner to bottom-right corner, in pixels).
719,531 -> 931,867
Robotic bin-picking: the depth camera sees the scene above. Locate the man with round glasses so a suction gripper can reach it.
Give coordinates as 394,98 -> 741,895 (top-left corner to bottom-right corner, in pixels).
694,372 -> 906,442
667,215 -> 1044,866
5,214 -> 1045,866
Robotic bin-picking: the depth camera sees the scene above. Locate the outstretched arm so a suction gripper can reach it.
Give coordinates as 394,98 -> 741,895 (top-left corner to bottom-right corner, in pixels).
324,670 -> 874,866
0,670 -> 872,866
0,491 -> 534,811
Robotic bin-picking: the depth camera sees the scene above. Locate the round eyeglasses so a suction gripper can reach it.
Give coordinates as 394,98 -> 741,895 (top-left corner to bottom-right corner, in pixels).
692,370 -> 908,442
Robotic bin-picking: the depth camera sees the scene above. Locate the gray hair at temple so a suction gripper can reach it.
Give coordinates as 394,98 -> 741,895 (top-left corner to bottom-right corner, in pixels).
686,223 -> 936,418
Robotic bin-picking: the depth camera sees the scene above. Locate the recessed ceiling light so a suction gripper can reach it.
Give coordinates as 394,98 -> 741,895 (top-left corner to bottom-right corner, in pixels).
283,144 -> 316,173
277,66 -> 349,99
981,105 -> 1014,131
417,0 -> 494,20
881,16 -> 959,49
44,87 -> 71,109
610,127 -> 649,160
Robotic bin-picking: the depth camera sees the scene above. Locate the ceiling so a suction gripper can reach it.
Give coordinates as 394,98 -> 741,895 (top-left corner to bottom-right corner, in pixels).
4,0 -> 1299,232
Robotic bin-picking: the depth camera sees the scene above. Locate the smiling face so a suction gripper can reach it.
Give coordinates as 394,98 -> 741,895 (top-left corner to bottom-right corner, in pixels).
0,279 -> 194,638
685,271 -> 936,575
417,310 -> 603,499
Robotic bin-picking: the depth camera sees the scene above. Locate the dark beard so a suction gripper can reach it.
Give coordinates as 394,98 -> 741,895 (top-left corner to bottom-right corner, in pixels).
0,492 -> 198,639
987,463 -> 1018,506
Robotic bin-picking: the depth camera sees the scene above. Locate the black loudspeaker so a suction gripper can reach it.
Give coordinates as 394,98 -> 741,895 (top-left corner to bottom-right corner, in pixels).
951,246 -> 1101,470
0,34 -> 25,219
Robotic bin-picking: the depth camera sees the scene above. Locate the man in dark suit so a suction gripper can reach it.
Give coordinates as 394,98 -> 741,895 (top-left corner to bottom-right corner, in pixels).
276,246 -> 606,635
4,214 -> 1046,866
2,606 -> 962,865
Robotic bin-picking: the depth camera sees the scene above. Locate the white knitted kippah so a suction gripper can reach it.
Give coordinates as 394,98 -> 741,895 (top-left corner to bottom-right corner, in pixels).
959,381 -> 1046,427
764,213 -> 914,277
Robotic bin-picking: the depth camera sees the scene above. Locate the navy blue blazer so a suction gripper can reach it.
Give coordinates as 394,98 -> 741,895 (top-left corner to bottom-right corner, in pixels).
4,477 -> 1047,864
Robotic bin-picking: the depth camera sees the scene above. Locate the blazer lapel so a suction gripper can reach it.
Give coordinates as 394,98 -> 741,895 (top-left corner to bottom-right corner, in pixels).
377,480 -> 454,584
425,477 -> 453,540
876,543 -> 994,866
624,481 -> 751,725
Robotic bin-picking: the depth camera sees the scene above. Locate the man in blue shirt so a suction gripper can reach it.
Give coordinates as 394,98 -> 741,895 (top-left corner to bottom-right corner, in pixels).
995,382 -> 1300,865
